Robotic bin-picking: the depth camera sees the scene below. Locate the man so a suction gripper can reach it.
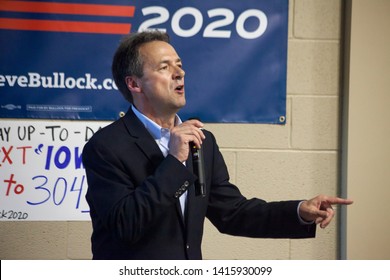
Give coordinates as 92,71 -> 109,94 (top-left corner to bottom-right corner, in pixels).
82,31 -> 352,260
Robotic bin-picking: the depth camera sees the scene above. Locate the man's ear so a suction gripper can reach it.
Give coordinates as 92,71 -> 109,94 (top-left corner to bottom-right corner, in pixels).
125,76 -> 141,93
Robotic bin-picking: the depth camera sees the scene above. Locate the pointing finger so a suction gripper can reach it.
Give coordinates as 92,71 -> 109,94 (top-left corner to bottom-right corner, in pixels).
326,197 -> 354,206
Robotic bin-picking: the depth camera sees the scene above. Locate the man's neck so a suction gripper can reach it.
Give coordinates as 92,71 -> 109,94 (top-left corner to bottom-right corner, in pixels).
132,104 -> 178,129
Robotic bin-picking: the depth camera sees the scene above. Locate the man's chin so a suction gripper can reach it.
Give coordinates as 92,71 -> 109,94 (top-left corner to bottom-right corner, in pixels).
177,98 -> 186,109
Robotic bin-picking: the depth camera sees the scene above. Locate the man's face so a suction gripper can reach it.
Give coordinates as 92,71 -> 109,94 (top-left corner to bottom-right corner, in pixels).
136,41 -> 186,117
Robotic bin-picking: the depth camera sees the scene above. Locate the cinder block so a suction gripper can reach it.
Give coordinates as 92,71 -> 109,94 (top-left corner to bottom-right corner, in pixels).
292,97 -> 340,150
206,98 -> 292,149
67,221 -> 93,260
235,150 -> 338,201
202,219 -> 291,259
287,41 -> 341,95
294,0 -> 342,39
0,222 -> 68,259
207,123 -> 289,149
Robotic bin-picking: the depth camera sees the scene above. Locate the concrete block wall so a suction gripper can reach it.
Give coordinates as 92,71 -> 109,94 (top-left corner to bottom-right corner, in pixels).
0,0 -> 344,260
202,0 -> 343,259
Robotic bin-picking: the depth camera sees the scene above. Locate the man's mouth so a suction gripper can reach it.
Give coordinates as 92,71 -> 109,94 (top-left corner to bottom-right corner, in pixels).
175,84 -> 184,92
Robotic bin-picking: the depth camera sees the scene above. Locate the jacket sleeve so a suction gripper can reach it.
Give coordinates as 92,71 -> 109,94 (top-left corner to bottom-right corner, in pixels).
204,132 -> 316,239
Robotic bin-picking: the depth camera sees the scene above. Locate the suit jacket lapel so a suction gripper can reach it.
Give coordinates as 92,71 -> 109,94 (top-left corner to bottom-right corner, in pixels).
122,107 -> 187,225
121,107 -> 164,168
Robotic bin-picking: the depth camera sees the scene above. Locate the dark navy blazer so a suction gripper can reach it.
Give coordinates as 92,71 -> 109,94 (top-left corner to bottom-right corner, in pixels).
82,108 -> 316,260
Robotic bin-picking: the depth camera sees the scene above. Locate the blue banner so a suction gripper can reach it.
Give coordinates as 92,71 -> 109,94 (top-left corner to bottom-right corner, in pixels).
0,0 -> 288,123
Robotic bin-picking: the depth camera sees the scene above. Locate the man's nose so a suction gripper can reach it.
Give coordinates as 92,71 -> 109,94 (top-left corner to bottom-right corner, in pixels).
173,66 -> 185,79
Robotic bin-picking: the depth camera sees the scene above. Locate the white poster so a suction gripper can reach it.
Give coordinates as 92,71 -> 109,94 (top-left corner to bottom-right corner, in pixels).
0,120 -> 109,221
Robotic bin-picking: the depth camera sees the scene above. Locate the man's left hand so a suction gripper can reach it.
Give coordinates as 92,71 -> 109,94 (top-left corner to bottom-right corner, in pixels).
299,195 -> 353,228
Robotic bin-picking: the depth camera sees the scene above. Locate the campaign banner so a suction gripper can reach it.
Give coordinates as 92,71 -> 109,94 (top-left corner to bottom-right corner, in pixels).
0,0 -> 288,124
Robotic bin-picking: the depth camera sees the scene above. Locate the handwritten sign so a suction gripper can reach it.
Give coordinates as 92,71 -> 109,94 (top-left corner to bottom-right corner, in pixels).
0,120 -> 110,221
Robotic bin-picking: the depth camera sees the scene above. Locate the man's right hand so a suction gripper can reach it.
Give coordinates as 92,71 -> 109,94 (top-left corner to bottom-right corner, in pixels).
169,119 -> 205,162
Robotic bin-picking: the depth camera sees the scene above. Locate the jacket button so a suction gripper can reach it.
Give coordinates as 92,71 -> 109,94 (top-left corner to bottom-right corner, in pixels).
184,181 -> 189,187
186,244 -> 190,249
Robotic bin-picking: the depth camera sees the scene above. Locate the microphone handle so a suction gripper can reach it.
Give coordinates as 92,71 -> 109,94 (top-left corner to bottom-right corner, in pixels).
191,143 -> 206,197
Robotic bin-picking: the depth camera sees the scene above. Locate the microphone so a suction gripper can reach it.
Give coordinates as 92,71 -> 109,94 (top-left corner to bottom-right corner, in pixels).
190,141 -> 206,197
188,117 -> 206,197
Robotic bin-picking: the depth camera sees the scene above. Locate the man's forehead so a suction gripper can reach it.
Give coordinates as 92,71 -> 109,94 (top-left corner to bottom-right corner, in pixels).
139,41 -> 181,63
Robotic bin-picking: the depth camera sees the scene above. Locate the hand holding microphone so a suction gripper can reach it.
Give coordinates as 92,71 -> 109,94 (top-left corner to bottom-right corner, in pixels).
168,119 -> 205,162
168,118 -> 206,197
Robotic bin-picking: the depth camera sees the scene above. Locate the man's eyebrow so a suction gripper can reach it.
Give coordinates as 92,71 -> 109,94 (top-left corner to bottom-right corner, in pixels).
160,58 -> 182,64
